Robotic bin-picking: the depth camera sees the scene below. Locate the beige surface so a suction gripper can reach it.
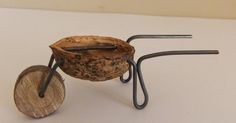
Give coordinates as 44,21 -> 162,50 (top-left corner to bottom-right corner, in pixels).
0,8 -> 236,123
0,0 -> 236,19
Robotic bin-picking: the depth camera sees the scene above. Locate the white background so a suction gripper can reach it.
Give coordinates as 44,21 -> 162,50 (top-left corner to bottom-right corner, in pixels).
0,8 -> 236,123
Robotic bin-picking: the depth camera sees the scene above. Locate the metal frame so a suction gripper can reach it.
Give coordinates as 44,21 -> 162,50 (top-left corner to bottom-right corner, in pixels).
38,45 -> 117,98
120,35 -> 219,109
38,35 -> 219,110
120,34 -> 193,83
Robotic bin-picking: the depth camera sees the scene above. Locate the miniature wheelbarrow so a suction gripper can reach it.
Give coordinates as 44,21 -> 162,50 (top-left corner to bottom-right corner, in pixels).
14,35 -> 219,118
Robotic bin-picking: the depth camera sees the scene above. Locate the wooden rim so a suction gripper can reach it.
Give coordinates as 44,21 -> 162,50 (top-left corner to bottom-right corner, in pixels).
14,65 -> 65,118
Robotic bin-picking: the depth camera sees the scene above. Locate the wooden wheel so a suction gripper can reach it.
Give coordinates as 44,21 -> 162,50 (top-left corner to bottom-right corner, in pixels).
14,65 -> 65,118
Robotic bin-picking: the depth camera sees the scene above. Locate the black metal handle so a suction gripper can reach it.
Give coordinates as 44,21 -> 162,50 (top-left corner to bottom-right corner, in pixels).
127,34 -> 192,43
137,50 -> 219,63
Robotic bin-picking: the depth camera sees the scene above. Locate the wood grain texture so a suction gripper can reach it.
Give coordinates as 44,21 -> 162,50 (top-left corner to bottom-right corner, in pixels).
14,65 -> 65,118
50,36 -> 135,81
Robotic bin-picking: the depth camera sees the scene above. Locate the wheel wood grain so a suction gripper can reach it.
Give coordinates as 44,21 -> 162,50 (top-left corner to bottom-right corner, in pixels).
14,65 -> 65,118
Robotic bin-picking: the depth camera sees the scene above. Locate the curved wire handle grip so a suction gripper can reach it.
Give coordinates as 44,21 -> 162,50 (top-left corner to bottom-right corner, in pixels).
120,34 -> 192,83
137,50 -> 220,84
128,50 -> 219,109
137,50 -> 219,63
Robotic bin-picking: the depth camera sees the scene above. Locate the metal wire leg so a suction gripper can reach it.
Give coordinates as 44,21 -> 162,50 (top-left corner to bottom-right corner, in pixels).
127,59 -> 149,109
39,60 -> 63,98
128,50 -> 219,109
120,65 -> 132,83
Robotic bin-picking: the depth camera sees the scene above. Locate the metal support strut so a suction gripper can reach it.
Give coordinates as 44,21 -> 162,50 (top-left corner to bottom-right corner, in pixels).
39,55 -> 63,98
120,35 -> 219,109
